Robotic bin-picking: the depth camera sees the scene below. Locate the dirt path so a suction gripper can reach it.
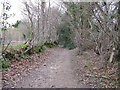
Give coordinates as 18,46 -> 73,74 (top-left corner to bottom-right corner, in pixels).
10,48 -> 81,88
3,48 -> 119,88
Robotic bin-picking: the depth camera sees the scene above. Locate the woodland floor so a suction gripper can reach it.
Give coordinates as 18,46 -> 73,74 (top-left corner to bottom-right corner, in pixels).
2,48 -> 119,88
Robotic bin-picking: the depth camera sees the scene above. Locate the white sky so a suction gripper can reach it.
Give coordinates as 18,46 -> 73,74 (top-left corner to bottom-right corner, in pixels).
0,0 -> 61,24
0,0 -> 119,24
0,0 -> 24,24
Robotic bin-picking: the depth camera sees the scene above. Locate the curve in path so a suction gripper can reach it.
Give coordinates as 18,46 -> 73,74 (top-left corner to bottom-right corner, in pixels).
14,48 -> 81,88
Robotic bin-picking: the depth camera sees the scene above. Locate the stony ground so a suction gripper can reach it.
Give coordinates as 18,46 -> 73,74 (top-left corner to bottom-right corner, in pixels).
2,48 -> 119,88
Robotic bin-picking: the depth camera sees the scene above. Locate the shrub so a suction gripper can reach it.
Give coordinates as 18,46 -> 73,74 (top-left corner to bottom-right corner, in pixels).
3,44 -> 28,60
33,45 -> 45,53
3,51 -> 15,60
0,58 -> 9,69
44,42 -> 57,48
57,22 -> 76,49
33,41 -> 46,53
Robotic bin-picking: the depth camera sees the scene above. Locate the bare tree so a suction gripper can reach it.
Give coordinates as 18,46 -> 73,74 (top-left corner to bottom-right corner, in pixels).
41,1 -> 46,41
61,2 -> 120,68
23,1 -> 35,43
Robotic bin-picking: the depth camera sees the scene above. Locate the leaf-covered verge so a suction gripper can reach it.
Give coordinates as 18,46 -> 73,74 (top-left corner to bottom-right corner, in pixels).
0,42 -> 58,69
2,48 -> 57,88
73,50 -> 120,88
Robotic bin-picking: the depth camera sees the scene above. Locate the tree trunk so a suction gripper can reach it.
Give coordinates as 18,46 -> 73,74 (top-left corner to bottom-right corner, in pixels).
115,1 -> 120,60
41,1 -> 46,41
37,0 -> 40,41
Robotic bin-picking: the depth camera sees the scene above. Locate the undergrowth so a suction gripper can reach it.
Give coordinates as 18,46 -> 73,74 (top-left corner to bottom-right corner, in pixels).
0,57 -> 9,69
5,44 -> 28,49
44,42 -> 57,48
88,64 -> 120,88
1,41 -> 57,69
57,22 -> 76,50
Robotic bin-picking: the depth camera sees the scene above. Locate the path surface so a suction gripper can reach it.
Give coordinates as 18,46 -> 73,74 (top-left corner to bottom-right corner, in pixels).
13,48 -> 81,88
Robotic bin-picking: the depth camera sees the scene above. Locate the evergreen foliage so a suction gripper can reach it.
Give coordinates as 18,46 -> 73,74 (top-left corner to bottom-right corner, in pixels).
57,22 -> 76,50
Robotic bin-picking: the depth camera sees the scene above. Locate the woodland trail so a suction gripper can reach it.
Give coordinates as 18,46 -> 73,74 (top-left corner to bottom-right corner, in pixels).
3,48 -> 119,88
11,48 -> 82,88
